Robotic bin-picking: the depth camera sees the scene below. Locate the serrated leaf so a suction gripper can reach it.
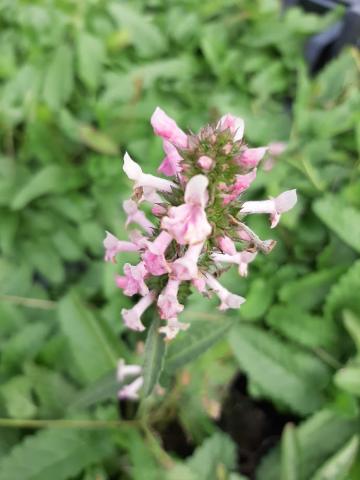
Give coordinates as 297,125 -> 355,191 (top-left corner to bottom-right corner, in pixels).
311,435 -> 359,480
164,318 -> 232,373
0,429 -> 112,480
58,291 -> 117,385
258,410 -> 360,480
76,32 -> 105,90
142,315 -> 165,397
11,166 -> 65,210
313,196 -> 360,253
279,267 -> 343,311
266,305 -> 338,350
325,261 -> 360,319
281,423 -> 299,480
43,44 -> 74,110
229,324 -> 329,415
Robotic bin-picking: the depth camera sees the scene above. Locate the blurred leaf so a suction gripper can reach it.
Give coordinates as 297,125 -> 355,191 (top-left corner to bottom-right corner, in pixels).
258,410 -> 360,480
58,291 -> 117,384
240,278 -> 274,321
76,32 -> 105,90
334,365 -> 360,397
0,376 -> 37,419
164,318 -> 232,373
343,310 -> 360,354
142,315 -> 166,397
187,432 -> 236,480
314,196 -> 360,253
68,370 -> 118,411
281,423 -> 299,480
325,261 -> 360,319
11,166 -> 65,210
311,435 -> 358,480
229,324 -> 329,415
43,44 -> 74,110
0,429 -> 113,480
79,125 -> 118,155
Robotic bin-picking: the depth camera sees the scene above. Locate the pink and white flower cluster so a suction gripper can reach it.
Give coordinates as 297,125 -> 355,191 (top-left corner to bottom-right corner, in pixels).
104,108 -> 297,341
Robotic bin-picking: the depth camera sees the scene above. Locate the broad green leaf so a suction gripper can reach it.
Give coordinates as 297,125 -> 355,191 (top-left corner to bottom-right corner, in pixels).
279,267 -> 344,311
164,318 -> 232,373
43,44 -> 74,110
11,166 -> 65,210
311,435 -> 359,480
343,310 -> 360,354
334,365 -> 360,397
281,424 -> 299,480
229,324 -> 329,415
187,432 -> 236,480
0,376 -> 37,419
257,410 -> 360,480
68,370 -> 118,411
58,291 -> 117,384
325,262 -> 360,319
0,429 -> 113,480
109,3 -> 167,57
142,315 -> 166,397
266,305 -> 338,350
313,196 -> 360,253
76,32 -> 105,90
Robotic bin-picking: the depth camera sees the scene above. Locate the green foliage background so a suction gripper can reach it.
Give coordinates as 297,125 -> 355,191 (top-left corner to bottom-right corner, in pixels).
0,0 -> 359,479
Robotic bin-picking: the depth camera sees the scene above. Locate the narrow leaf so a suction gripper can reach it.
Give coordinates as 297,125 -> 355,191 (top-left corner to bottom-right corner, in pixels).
281,423 -> 299,480
142,315 -> 165,397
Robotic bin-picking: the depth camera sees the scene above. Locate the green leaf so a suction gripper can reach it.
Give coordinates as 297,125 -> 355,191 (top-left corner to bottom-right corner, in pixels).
187,432 -> 236,480
0,429 -> 113,480
257,410 -> 360,480
313,195 -> 360,253
266,305 -> 338,350
142,315 -> 165,397
68,370 -> 118,411
325,261 -> 360,319
164,318 -> 232,373
76,32 -> 105,90
240,278 -> 274,321
58,291 -> 117,385
279,267 -> 344,311
334,365 -> 360,397
79,125 -> 118,155
229,324 -> 329,415
43,44 -> 74,110
343,310 -> 360,354
311,435 -> 359,480
281,423 -> 299,480
0,376 -> 37,419
11,166 -> 65,210
109,3 -> 167,58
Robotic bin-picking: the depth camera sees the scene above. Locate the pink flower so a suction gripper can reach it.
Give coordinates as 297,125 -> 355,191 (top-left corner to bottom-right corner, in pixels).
121,291 -> 155,332
192,276 -> 207,293
240,189 -> 297,228
171,241 -> 204,281
157,279 -> 184,320
217,236 -> 237,255
103,231 -> 139,263
151,107 -> 188,148
205,273 -> 245,311
235,147 -> 267,168
123,152 -> 176,192
217,114 -> 244,142
197,155 -> 213,171
117,359 -> 142,382
118,376 -> 144,401
123,199 -> 155,234
142,231 -> 173,276
161,175 -> 212,245
263,142 -> 287,171
152,204 -> 167,217
222,169 -> 257,205
211,250 -> 257,277
159,318 -> 189,341
158,141 -> 183,176
116,262 -> 149,296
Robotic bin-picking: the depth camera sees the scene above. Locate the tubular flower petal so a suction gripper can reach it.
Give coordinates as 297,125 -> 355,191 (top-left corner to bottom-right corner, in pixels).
142,231 -> 173,276
171,241 -> 204,281
157,279 -> 184,320
118,376 -> 144,401
123,152 -> 176,192
117,359 -> 142,383
121,292 -> 155,332
151,107 -> 188,148
158,140 -> 183,176
103,231 -> 139,263
205,273 -> 246,311
116,262 -> 149,296
123,199 -> 155,234
235,147 -> 267,168
211,250 -> 257,277
159,318 -> 190,341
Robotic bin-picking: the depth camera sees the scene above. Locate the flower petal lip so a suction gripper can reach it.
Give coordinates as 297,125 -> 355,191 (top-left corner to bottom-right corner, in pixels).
274,189 -> 297,213
151,106 -> 188,148
184,174 -> 209,207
